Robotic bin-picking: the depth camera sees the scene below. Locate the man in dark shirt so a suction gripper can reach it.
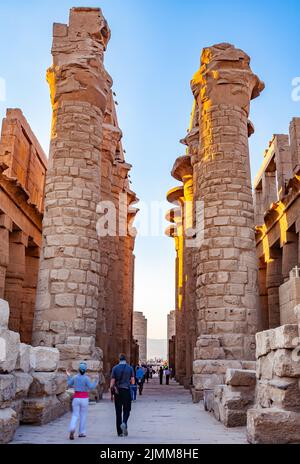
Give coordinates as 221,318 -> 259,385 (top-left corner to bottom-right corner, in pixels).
110,353 -> 135,437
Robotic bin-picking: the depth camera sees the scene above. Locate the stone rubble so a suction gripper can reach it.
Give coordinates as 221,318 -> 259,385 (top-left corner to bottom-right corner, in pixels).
0,299 -> 70,443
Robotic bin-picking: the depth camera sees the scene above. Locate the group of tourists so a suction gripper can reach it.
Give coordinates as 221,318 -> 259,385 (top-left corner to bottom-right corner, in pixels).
66,355 -> 173,440
159,365 -> 172,385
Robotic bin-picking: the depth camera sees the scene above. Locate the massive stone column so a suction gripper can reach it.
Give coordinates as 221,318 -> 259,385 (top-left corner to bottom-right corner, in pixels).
166,188 -> 186,384
32,8 -> 112,370
171,155 -> 197,388
191,43 -> 264,391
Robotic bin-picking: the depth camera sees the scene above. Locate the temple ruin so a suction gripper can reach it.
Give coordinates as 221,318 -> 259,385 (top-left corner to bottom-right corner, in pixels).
0,5 -> 300,445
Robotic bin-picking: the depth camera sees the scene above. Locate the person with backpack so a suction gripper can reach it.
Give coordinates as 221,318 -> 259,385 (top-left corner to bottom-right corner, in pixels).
110,354 -> 135,437
66,361 -> 98,440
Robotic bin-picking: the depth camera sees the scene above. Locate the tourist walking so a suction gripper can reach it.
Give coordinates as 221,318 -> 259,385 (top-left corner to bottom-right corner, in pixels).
165,367 -> 171,385
110,354 -> 135,437
66,362 -> 98,440
159,366 -> 164,385
130,378 -> 137,402
135,365 -> 145,395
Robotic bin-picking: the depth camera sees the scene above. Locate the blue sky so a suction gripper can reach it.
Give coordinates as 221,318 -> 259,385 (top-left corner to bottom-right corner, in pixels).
0,0 -> 299,339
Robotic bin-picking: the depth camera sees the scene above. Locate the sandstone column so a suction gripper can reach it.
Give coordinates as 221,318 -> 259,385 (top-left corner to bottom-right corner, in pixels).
0,214 -> 11,299
33,8 -> 112,366
191,43 -> 264,391
5,231 -> 27,333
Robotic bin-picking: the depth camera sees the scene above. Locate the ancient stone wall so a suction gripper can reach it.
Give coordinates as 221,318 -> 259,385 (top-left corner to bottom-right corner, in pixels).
254,120 -> 300,331
0,109 -> 47,343
133,311 -> 147,363
246,116 -> 300,443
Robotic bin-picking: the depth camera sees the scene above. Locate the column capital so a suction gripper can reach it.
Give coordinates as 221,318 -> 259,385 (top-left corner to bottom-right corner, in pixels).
191,43 -> 264,115
171,155 -> 193,182
166,186 -> 184,206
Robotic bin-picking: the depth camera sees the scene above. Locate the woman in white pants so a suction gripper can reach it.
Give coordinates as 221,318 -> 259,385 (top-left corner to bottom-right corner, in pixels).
66,362 -> 98,440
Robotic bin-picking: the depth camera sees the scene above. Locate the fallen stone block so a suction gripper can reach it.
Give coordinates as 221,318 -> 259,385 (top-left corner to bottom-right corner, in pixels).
15,343 -> 31,373
28,372 -> 66,397
21,395 -> 66,425
0,329 -> 20,373
247,407 -> 300,444
0,408 -> 18,444
30,347 -> 59,372
14,372 -> 33,399
256,329 -> 275,358
225,369 -> 256,387
0,299 -> 9,330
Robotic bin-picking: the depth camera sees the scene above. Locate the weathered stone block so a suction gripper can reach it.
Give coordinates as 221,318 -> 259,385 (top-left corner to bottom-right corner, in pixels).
0,374 -> 16,406
256,329 -> 275,358
0,408 -> 18,444
225,369 -> 256,387
271,324 -> 299,351
21,395 -> 65,425
256,350 -> 275,380
268,378 -> 300,411
28,372 -> 67,397
193,373 -> 224,390
247,408 -> 300,444
13,372 -> 33,399
15,343 -> 31,373
30,347 -> 59,372
273,349 -> 300,377
0,329 -> 20,373
0,299 -> 9,329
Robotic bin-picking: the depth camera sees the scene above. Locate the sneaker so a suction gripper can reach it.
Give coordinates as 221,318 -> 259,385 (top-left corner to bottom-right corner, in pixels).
120,422 -> 128,436
118,433 -> 124,437
69,431 -> 75,440
78,434 -> 86,438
